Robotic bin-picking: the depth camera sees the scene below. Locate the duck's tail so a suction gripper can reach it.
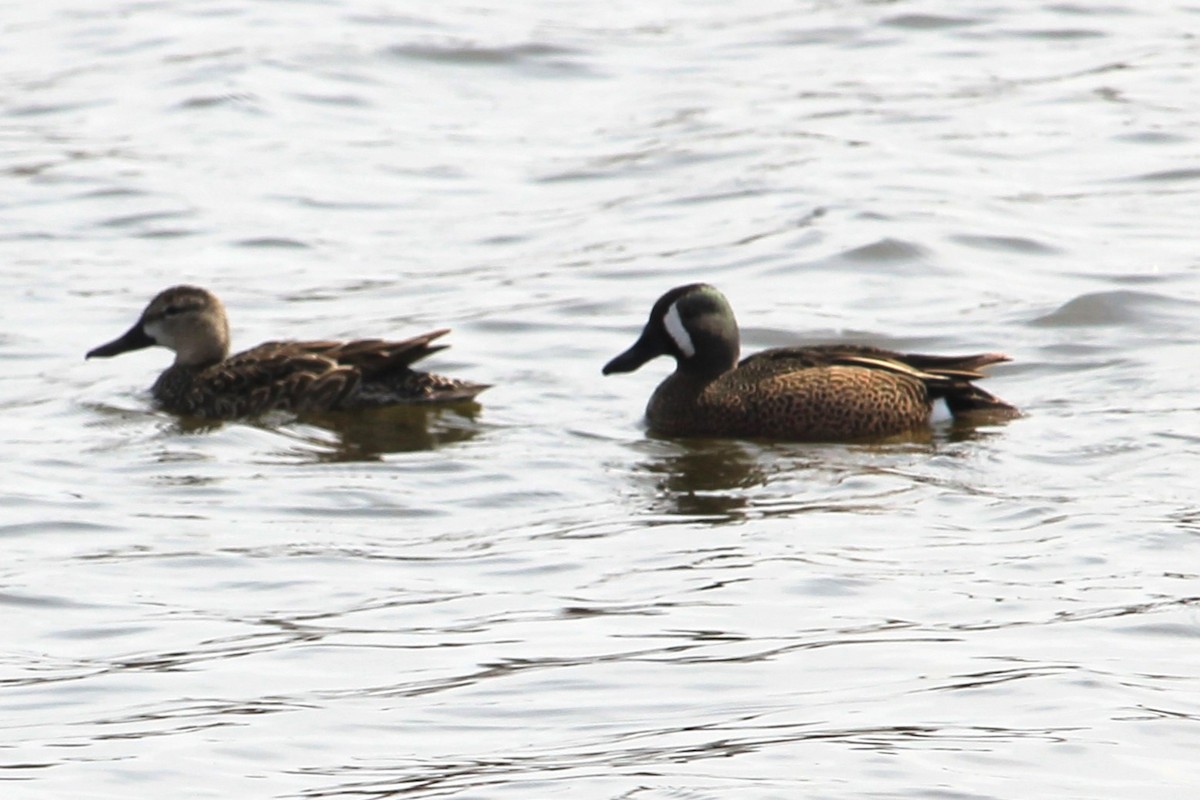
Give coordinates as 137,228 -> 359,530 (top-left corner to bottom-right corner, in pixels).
941,382 -> 1020,421
907,351 -> 1019,421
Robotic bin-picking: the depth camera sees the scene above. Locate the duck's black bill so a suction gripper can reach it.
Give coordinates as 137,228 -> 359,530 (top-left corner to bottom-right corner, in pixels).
86,323 -> 154,359
602,335 -> 658,375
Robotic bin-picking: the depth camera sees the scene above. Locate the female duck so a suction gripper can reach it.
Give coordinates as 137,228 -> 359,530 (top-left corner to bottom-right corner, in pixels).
603,283 -> 1017,441
87,285 -> 488,418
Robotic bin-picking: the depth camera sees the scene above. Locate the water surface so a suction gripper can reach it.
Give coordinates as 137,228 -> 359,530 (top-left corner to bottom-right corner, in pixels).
2,1 -> 1199,797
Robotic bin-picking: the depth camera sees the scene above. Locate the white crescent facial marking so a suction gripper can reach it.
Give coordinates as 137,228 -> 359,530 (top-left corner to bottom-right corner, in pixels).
663,300 -> 695,358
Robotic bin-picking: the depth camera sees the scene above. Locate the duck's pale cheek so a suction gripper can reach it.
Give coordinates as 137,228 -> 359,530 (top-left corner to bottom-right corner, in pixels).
663,302 -> 695,357
143,319 -> 164,345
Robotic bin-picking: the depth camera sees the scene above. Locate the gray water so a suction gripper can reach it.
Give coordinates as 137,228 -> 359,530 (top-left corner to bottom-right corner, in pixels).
3,1 -> 1199,797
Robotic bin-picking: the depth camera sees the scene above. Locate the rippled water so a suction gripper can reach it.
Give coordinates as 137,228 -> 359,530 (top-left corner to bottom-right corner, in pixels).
3,1 -> 1199,797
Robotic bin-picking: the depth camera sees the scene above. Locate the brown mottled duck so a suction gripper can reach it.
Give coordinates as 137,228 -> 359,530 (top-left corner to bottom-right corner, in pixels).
602,283 -> 1017,441
86,285 -> 489,419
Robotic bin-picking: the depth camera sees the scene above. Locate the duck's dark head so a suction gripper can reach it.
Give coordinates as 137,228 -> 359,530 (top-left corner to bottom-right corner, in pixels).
602,283 -> 740,379
86,285 -> 230,368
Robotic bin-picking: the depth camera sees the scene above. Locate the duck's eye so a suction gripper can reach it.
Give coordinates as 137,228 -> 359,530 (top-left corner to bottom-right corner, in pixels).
163,304 -> 183,317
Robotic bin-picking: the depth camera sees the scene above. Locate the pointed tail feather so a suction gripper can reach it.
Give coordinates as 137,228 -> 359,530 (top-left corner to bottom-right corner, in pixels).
902,351 -> 1011,375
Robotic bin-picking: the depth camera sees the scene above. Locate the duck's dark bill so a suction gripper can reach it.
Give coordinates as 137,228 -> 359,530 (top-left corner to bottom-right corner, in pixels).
86,323 -> 154,359
602,336 -> 657,375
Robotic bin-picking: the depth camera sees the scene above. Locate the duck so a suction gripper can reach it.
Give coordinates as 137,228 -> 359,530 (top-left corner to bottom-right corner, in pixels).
602,283 -> 1017,441
86,285 -> 489,418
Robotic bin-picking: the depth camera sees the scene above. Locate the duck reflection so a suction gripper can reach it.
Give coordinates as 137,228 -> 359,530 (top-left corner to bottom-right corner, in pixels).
174,402 -> 485,461
629,437 -> 778,519
625,419 -> 1006,520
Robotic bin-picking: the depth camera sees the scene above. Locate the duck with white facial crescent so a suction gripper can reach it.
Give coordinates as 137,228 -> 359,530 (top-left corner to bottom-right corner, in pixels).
603,283 -> 1018,441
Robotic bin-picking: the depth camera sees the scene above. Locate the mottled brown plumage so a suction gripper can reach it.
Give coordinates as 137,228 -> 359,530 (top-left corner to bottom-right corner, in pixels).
87,285 -> 488,419
603,284 -> 1018,441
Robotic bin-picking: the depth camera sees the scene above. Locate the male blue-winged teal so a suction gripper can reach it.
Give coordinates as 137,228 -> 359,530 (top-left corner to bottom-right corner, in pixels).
86,285 -> 489,418
603,283 -> 1018,441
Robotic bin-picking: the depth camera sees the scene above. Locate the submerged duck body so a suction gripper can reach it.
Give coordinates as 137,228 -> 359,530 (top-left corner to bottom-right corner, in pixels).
86,285 -> 489,418
603,283 -> 1018,441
